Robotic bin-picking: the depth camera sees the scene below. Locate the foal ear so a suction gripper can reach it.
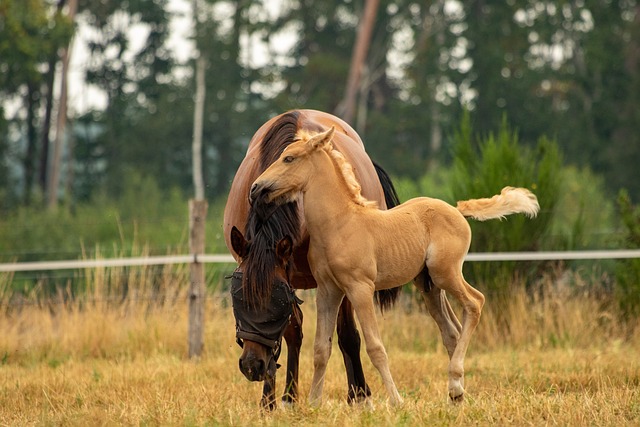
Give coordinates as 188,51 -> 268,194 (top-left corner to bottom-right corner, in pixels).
308,126 -> 335,150
230,226 -> 249,258
275,235 -> 294,262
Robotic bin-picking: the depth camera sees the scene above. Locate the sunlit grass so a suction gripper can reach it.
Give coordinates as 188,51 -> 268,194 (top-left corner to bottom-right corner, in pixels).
0,265 -> 638,425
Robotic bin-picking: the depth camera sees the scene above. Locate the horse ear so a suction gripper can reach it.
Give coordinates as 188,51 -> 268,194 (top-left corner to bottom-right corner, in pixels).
275,235 -> 293,262
308,126 -> 335,150
230,226 -> 249,258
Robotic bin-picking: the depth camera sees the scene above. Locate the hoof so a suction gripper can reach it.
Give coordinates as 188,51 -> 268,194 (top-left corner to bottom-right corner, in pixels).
448,381 -> 465,404
261,401 -> 277,411
281,395 -> 296,408
347,386 -> 371,405
449,391 -> 464,404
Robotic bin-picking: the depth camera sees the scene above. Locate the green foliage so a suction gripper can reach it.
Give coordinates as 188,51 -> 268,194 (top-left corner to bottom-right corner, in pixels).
0,0 -> 72,91
450,113 -> 563,295
549,166 -> 616,250
615,190 -> 640,318
0,173 -> 232,294
451,114 -> 561,249
394,114 -> 622,298
392,167 -> 455,203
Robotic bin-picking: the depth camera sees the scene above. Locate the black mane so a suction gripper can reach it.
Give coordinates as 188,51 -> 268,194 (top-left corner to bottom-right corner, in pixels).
243,111 -> 303,308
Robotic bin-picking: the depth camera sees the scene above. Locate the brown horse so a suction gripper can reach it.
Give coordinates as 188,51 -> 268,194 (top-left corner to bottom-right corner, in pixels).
223,110 -> 401,409
250,127 -> 540,406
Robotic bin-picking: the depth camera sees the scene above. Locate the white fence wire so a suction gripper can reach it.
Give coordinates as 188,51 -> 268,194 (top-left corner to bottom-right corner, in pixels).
1,250 -> 640,272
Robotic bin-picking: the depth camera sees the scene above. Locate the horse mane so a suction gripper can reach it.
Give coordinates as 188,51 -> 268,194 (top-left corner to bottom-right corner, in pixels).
243,111 -> 303,308
324,144 -> 378,209
259,110 -> 301,170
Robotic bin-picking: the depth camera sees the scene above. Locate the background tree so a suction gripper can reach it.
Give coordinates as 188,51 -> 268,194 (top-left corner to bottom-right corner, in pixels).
1,0 -> 639,207
0,0 -> 73,205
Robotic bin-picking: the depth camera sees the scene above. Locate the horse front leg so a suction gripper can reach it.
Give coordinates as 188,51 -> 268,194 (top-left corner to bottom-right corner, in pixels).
260,356 -> 278,410
337,298 -> 371,403
281,303 -> 303,405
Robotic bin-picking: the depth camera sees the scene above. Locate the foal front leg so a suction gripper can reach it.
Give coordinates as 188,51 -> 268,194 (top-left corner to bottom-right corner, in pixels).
308,284 -> 344,406
346,285 -> 403,406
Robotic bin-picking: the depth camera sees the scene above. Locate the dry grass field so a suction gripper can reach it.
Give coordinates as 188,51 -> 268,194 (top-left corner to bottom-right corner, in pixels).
1,268 -> 639,426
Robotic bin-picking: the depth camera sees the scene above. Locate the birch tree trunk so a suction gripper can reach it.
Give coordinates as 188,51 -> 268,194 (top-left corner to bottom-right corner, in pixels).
48,0 -> 77,209
189,0 -> 207,359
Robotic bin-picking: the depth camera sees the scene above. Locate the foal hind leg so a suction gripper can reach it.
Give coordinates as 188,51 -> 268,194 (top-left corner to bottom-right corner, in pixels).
428,266 -> 484,402
281,302 -> 303,405
337,298 -> 371,403
414,270 -> 462,360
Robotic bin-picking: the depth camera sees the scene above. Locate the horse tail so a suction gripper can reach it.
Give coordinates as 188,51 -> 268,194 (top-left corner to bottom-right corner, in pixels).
456,186 -> 540,221
373,161 -> 402,313
373,161 -> 401,209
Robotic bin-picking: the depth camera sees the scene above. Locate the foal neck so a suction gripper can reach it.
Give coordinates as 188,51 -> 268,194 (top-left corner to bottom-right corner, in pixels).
302,151 -> 363,227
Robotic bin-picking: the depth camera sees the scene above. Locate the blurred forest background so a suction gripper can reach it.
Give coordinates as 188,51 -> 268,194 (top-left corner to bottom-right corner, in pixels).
1,0 -> 639,310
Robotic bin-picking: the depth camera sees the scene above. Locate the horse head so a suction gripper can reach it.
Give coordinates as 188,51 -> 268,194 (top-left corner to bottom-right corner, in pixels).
229,226 -> 301,383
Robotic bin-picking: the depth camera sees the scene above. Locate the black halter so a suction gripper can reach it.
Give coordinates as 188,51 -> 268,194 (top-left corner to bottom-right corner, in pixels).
229,271 -> 302,355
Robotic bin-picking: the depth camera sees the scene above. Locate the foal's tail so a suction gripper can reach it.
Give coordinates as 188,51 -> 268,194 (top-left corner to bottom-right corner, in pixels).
456,186 -> 540,221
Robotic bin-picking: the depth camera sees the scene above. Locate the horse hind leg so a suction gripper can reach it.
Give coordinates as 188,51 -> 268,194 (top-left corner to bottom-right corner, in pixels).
414,268 -> 461,360
281,302 -> 303,405
337,298 -> 371,403
428,265 -> 484,403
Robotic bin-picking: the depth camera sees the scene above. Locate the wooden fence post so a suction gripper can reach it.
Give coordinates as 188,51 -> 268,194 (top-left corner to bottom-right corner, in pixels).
189,199 -> 208,358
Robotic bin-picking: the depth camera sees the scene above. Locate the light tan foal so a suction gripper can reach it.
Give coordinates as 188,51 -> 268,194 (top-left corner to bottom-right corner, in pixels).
250,127 -> 540,406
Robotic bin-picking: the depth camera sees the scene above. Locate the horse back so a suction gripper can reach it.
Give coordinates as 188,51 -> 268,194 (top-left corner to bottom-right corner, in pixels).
223,109 -> 388,289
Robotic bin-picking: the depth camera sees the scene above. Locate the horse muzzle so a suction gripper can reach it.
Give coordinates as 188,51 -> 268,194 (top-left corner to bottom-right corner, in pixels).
229,271 -> 302,382
239,347 -> 268,381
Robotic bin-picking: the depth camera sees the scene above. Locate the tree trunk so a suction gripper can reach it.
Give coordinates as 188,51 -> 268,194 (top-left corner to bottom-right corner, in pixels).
24,82 -> 38,206
337,0 -> 379,124
189,0 -> 207,359
48,0 -> 77,209
192,55 -> 206,200
39,0 -> 68,196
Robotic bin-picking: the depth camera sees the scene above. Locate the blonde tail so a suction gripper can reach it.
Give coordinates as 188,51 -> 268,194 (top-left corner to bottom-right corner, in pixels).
456,186 -> 540,221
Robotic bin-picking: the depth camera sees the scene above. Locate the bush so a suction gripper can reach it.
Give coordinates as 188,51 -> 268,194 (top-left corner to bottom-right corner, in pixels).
449,113 -> 563,296
615,190 -> 640,318
0,173 -> 233,294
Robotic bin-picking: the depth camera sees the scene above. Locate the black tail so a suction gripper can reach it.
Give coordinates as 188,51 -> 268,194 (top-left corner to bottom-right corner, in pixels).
372,161 -> 402,313
373,161 -> 401,209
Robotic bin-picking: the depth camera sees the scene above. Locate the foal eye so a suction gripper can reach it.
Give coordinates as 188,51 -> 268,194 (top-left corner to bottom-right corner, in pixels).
283,156 -> 295,163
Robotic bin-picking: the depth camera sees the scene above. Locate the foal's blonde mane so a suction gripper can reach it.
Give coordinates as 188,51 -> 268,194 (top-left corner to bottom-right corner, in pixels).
297,130 -> 378,209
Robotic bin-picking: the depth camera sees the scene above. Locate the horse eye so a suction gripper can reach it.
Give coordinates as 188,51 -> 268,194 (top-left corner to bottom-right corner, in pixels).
283,156 -> 295,164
